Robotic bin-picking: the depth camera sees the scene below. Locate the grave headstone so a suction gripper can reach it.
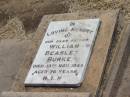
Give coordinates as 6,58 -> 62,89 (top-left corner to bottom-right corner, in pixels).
24,19 -> 100,86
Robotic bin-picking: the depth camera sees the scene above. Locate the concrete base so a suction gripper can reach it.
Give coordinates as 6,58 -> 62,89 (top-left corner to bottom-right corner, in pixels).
1,92 -> 90,97
10,10 -> 119,97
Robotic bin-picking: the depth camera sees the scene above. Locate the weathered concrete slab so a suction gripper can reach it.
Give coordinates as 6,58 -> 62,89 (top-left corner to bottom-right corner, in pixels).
0,39 -> 31,92
0,17 -> 31,92
1,92 -> 90,97
11,10 -> 119,96
102,24 -> 130,97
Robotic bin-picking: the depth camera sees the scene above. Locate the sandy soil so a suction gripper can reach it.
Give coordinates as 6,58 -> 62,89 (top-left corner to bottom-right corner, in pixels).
0,0 -> 128,40
0,0 -> 126,31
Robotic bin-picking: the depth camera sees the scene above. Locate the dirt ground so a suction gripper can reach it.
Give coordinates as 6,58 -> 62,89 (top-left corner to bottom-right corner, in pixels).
0,0 -> 126,31
0,0 -> 128,41
0,0 -> 130,97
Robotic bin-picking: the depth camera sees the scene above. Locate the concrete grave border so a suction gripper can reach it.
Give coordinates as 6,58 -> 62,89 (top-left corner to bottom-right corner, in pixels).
9,10 -> 119,97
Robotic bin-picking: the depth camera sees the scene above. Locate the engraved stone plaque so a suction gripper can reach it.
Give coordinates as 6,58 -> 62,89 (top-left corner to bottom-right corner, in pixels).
25,19 -> 100,87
